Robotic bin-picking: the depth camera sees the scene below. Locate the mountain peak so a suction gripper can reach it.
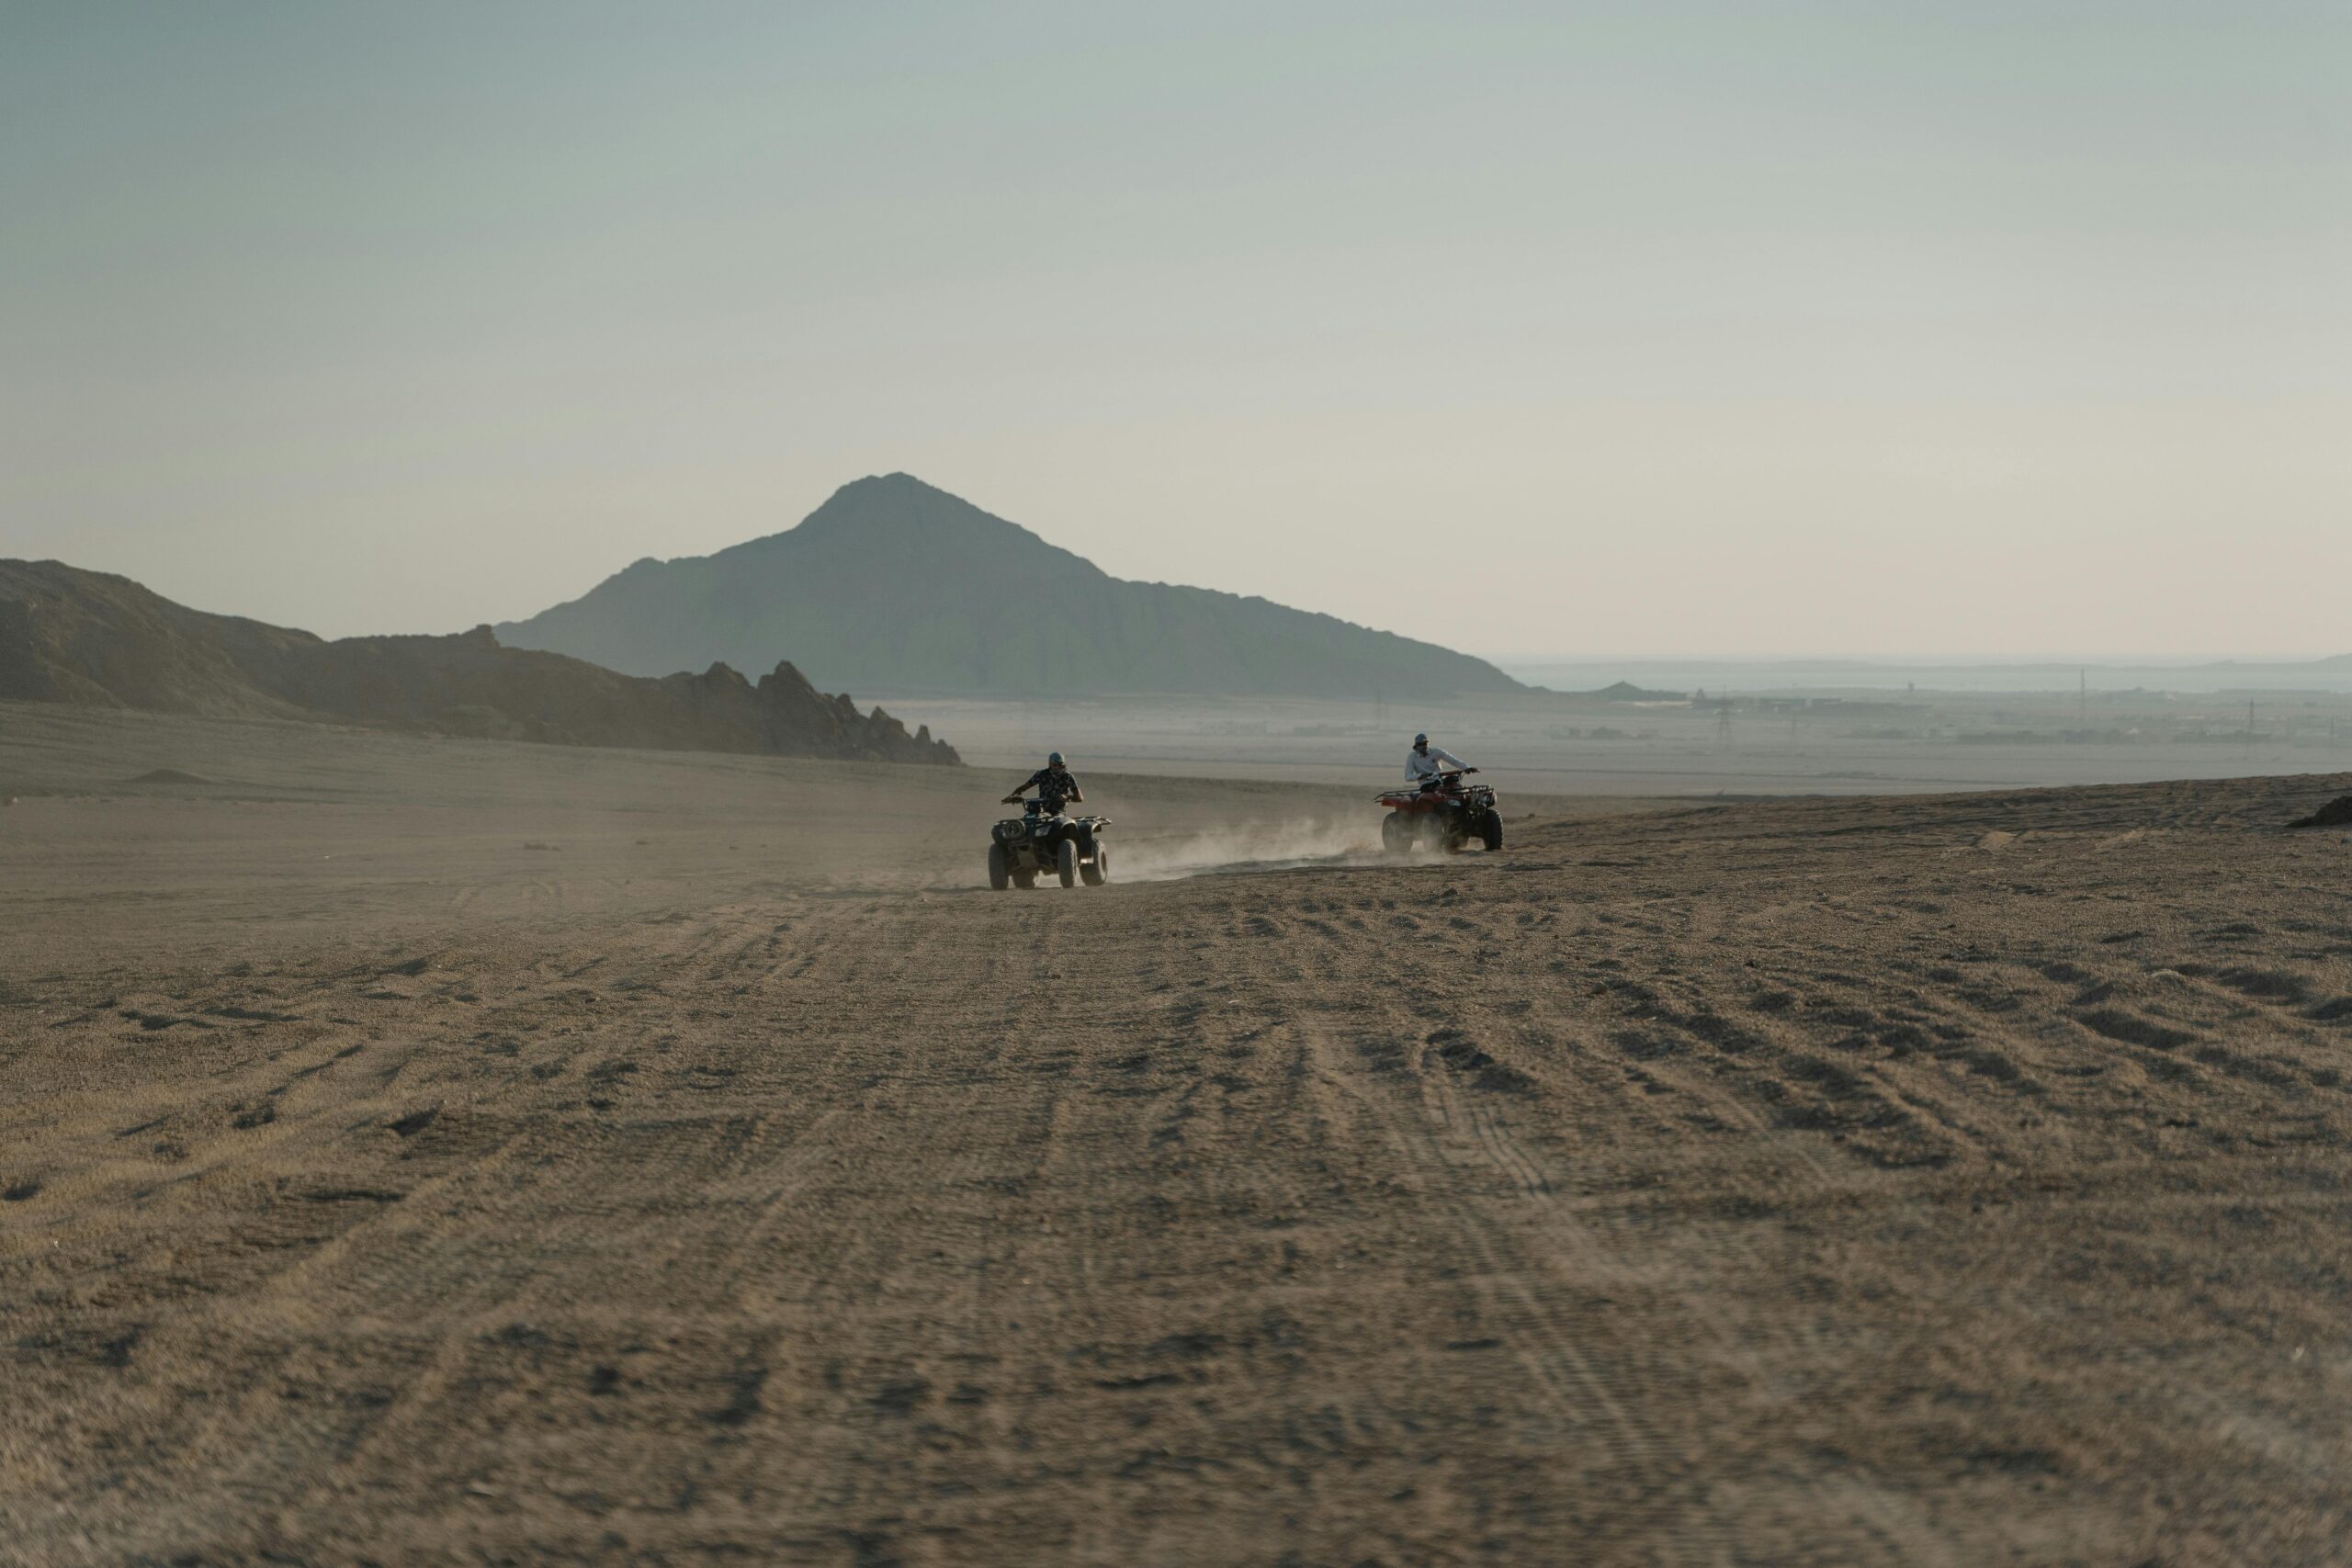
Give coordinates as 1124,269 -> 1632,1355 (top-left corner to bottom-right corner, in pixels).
815,471 -> 946,507
793,471 -> 1025,537
497,479 -> 1523,700
851,470 -> 939,492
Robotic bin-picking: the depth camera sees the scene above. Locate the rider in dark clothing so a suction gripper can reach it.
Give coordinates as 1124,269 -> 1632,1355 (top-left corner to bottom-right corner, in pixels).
1003,752 -> 1084,815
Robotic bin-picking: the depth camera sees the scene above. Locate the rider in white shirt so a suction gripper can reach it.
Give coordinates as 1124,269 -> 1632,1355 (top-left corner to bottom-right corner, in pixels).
1405,733 -> 1473,783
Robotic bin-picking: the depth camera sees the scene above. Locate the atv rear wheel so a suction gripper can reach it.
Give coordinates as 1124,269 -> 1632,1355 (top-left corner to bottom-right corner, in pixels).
1480,813 -> 1503,852
987,842 -> 1011,891
1056,839 -> 1079,888
1081,845 -> 1109,886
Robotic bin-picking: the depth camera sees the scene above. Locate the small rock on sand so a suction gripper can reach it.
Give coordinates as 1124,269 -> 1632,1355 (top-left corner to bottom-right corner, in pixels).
2287,795 -> 2352,829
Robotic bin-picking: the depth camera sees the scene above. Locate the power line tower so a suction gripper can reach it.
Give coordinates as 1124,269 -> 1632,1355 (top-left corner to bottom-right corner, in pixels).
1717,691 -> 1734,747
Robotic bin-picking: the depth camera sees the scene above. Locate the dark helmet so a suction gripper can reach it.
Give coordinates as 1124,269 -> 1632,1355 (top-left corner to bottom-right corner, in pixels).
1047,751 -> 1065,767
1413,733 -> 1429,748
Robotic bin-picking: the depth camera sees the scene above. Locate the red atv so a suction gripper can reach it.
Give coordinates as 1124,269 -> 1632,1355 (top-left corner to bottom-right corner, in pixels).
1377,770 -> 1503,854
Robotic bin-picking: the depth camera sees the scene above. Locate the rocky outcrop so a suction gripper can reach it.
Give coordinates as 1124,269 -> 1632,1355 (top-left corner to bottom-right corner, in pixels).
0,561 -> 957,765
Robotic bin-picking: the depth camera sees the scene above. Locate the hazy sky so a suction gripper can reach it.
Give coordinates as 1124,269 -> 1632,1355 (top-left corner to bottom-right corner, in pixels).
5,3 -> 2346,659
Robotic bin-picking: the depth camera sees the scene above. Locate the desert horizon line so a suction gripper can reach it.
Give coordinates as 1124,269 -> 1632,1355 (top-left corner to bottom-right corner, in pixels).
8,548 -> 2346,677
1486,650 -> 2352,669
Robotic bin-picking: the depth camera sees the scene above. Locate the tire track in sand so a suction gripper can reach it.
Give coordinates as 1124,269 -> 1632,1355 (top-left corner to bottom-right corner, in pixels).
1301,1010 -> 1966,1568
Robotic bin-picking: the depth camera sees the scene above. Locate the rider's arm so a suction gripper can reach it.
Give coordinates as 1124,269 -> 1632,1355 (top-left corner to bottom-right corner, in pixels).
1434,748 -> 1471,771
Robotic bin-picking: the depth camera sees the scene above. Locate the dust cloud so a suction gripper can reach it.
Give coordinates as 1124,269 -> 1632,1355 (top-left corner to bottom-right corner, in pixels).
1116,816 -> 1382,882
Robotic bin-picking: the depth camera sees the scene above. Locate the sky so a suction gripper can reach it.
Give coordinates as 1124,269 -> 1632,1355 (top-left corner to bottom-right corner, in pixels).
4,2 -> 2347,660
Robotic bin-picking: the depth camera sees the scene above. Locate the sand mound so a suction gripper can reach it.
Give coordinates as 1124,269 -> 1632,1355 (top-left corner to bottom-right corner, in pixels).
125,768 -> 213,785
2288,795 -> 2352,828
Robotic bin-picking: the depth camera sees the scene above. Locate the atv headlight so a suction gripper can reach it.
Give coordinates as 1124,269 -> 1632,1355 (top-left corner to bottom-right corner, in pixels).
994,822 -> 1020,841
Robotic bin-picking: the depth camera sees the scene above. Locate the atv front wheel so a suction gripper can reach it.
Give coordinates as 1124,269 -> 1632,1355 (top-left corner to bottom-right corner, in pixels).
1056,839 -> 1079,888
1480,813 -> 1503,852
1081,845 -> 1110,886
988,842 -> 1011,891
1381,812 -> 1410,854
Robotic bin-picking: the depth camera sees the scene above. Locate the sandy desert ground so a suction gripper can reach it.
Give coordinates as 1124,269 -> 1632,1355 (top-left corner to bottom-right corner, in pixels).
4,705 -> 2351,1565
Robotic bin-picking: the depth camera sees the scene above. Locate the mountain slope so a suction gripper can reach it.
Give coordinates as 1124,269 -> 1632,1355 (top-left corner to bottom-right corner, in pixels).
0,560 -> 956,764
496,474 -> 1524,699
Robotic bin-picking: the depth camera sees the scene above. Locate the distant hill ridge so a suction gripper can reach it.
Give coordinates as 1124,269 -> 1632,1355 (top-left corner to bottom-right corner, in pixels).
495,474 -> 1525,700
0,560 -> 956,765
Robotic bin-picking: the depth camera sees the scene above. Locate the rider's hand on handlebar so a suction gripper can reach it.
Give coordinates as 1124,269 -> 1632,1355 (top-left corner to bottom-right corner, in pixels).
1001,794 -> 1023,805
